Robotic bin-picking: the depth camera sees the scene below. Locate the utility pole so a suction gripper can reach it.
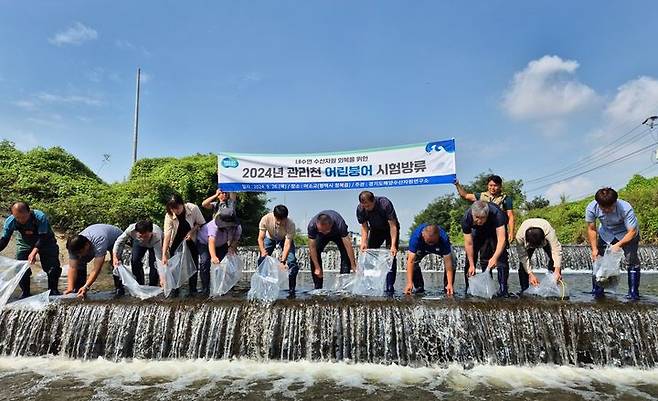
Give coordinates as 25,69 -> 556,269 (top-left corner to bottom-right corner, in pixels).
132,68 -> 141,166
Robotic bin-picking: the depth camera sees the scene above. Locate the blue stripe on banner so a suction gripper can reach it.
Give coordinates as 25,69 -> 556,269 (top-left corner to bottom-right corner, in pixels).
219,174 -> 456,192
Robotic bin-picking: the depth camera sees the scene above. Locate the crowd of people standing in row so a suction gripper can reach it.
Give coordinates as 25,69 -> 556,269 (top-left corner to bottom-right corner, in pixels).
0,175 -> 643,300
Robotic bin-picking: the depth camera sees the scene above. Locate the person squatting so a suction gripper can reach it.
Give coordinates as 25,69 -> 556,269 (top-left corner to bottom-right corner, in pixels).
0,178 -> 642,300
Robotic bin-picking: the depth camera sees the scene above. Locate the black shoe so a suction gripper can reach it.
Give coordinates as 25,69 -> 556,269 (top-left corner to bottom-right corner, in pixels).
114,288 -> 126,298
19,291 -> 31,299
385,287 -> 395,294
49,289 -> 62,296
415,288 -> 425,294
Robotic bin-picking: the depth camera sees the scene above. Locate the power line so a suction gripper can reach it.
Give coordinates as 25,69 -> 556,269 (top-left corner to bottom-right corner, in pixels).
526,141 -> 658,193
525,123 -> 645,184
526,114 -> 658,185
526,125 -> 651,185
637,163 -> 658,176
525,126 -> 653,186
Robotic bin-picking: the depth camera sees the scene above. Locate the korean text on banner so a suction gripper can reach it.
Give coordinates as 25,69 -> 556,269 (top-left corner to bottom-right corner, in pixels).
218,139 -> 456,192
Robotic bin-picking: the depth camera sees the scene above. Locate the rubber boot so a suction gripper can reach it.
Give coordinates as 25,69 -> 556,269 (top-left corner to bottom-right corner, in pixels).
386,271 -> 396,294
412,264 -> 425,293
626,266 -> 640,301
312,275 -> 323,290
287,276 -> 297,299
288,275 -> 297,294
113,274 -> 125,298
18,273 -> 31,299
592,275 -> 605,299
187,273 -> 198,297
47,271 -> 61,296
518,265 -> 530,293
200,270 -> 210,297
496,267 -> 509,298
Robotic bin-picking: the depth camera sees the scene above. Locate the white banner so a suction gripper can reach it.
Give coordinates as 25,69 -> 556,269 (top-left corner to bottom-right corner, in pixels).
218,139 -> 456,192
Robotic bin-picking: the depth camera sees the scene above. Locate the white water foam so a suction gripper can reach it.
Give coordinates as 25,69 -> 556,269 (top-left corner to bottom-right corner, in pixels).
0,356 -> 657,399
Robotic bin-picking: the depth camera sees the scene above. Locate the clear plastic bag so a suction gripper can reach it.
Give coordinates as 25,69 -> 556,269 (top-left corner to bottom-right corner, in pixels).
116,265 -> 163,300
592,247 -> 623,291
247,256 -> 284,302
332,273 -> 356,293
210,254 -> 244,297
156,243 -> 197,297
525,273 -> 569,299
352,249 -> 392,296
467,268 -> 498,299
33,270 -> 48,283
0,256 -> 31,309
5,290 -> 51,311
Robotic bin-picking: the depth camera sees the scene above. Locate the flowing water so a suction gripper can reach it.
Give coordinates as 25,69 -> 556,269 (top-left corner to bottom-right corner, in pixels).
1,247 -> 658,400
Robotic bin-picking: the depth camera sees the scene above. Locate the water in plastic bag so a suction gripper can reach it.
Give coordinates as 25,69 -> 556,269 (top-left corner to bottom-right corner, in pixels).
467,268 -> 498,299
33,270 -> 48,283
271,247 -> 289,291
0,256 -> 31,309
593,247 -> 623,291
116,265 -> 163,300
332,273 -> 355,293
352,249 -> 392,296
156,243 -> 197,297
247,256 -> 283,302
525,273 -> 569,299
210,254 -> 244,297
5,290 -> 51,311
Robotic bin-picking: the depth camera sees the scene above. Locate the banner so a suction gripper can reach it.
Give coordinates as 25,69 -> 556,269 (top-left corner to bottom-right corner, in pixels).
218,139 -> 456,192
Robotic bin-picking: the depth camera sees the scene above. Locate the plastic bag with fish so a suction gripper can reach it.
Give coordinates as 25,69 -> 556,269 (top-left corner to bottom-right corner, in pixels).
467,268 -> 498,299
352,249 -> 392,296
116,265 -> 163,300
0,256 -> 31,309
592,247 -> 623,291
247,256 -> 285,302
156,243 -> 197,297
525,273 -> 569,299
210,254 -> 244,296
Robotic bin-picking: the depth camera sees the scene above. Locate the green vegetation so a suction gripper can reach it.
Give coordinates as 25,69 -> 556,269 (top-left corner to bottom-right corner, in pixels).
3,140 -> 655,246
0,140 -> 267,245
528,174 -> 658,244
410,172 -> 524,244
412,171 -> 658,245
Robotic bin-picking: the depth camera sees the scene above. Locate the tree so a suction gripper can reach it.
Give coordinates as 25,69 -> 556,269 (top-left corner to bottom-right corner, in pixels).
411,171 -> 526,243
525,195 -> 550,210
559,193 -> 569,205
0,143 -> 268,244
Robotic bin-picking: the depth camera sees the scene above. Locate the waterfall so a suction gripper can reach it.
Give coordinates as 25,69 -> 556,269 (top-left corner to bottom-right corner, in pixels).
1,299 -> 657,367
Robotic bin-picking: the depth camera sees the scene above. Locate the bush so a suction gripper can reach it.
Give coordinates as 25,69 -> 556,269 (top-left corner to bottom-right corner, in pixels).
0,142 -> 267,245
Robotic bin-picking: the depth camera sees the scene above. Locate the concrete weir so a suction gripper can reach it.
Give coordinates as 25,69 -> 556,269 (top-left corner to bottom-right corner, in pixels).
1,296 -> 657,368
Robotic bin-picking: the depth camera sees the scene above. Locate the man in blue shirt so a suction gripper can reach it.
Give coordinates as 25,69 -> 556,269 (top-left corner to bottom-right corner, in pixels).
0,202 -> 61,297
462,201 -> 509,297
403,223 -> 454,295
585,187 -> 641,299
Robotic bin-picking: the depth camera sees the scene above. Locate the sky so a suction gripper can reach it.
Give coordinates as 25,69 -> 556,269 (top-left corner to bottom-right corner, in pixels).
1,1 -> 658,239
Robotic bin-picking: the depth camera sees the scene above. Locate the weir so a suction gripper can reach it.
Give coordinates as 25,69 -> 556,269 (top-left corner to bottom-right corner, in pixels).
1,297 -> 658,368
237,245 -> 658,271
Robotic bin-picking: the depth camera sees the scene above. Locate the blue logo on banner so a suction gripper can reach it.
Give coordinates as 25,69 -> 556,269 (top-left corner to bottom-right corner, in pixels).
221,157 -> 239,168
425,139 -> 455,154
